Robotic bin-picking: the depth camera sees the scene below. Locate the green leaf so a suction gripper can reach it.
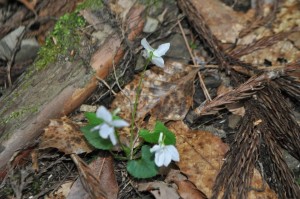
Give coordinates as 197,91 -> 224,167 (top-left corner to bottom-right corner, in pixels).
84,112 -> 102,125
139,121 -> 176,145
81,125 -> 113,150
127,145 -> 158,178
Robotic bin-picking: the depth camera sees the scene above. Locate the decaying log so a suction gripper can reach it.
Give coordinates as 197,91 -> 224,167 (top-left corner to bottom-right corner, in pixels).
0,4 -> 144,171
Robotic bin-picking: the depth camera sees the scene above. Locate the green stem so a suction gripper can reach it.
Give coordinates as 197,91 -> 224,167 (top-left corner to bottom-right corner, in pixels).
129,57 -> 152,159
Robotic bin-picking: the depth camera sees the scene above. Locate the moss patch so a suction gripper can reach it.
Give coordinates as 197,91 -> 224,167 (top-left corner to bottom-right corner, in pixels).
35,12 -> 86,70
35,0 -> 103,70
0,0 -> 103,126
0,106 -> 38,126
76,0 -> 103,10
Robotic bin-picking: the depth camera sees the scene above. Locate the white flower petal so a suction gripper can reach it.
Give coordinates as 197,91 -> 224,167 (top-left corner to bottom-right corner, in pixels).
96,106 -> 112,123
151,57 -> 165,68
166,145 -> 180,162
153,43 -> 170,57
112,119 -> 129,128
150,145 -> 161,153
141,38 -> 154,51
109,131 -> 117,145
99,123 -> 114,139
155,150 -> 165,167
162,149 -> 172,166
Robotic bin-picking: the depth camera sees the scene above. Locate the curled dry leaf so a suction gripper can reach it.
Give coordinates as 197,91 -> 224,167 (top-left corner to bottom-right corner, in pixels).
165,169 -> 208,199
175,180 -> 208,199
112,61 -> 198,123
71,154 -> 107,199
138,181 -> 180,199
68,154 -> 118,199
39,116 -> 93,154
167,121 -> 278,198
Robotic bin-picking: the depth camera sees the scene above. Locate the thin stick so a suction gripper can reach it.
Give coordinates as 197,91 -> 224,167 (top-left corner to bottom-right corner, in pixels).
177,20 -> 212,101
6,27 -> 27,87
198,72 -> 212,101
96,77 -> 117,96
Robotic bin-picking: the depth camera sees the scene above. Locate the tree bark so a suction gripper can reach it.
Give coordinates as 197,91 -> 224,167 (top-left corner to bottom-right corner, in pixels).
0,4 -> 144,170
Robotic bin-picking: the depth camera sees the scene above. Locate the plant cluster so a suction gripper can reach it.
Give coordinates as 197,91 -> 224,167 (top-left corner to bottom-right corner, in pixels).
81,38 -> 179,178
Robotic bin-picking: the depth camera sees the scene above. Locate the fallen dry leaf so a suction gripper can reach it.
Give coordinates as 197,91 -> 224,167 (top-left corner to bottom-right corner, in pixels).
71,154 -> 108,199
112,61 -> 198,123
39,117 -> 93,154
68,154 -> 118,199
165,169 -> 208,199
138,181 -> 180,199
178,0 -> 247,44
45,181 -> 74,199
240,40 -> 300,66
168,121 -> 278,198
175,180 -> 208,199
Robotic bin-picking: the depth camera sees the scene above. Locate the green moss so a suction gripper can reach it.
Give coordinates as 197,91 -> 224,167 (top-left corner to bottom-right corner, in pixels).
0,0 -> 103,126
0,106 -> 38,126
35,12 -> 86,70
76,0 -> 103,11
34,0 -> 104,70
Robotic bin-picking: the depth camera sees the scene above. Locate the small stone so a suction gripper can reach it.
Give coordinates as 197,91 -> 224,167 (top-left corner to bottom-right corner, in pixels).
0,26 -> 39,63
227,114 -> 242,130
79,104 -> 97,112
143,16 -> 159,33
167,34 -> 190,63
135,55 -> 146,71
203,70 -> 221,88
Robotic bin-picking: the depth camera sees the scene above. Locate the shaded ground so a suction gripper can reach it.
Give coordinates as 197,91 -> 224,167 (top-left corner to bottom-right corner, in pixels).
1,0 -> 300,198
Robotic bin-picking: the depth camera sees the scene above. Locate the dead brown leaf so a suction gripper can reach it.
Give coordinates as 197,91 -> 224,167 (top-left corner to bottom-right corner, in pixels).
71,154 -> 107,199
165,169 -> 208,199
45,181 -> 73,199
178,0 -> 247,44
68,154 -> 118,199
168,121 -> 278,198
138,181 -> 180,199
39,116 -> 93,154
240,40 -> 300,65
112,61 -> 198,123
175,180 -> 208,199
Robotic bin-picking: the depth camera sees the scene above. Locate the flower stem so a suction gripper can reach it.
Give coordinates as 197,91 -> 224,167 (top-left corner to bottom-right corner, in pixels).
129,57 -> 152,159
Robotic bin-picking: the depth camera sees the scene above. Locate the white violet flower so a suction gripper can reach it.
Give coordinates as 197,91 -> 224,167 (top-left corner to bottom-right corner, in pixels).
150,132 -> 180,167
141,38 -> 170,68
92,106 -> 129,145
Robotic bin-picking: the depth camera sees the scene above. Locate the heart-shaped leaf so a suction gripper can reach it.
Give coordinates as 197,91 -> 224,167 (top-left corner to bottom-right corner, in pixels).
127,145 -> 158,178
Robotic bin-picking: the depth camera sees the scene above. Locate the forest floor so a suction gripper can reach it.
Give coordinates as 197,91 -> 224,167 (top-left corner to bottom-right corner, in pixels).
0,0 -> 300,198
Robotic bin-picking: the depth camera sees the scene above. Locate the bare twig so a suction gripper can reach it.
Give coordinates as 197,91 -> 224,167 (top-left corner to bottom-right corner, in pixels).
177,20 -> 212,101
6,28 -> 26,87
191,71 -> 283,119
96,77 -> 117,96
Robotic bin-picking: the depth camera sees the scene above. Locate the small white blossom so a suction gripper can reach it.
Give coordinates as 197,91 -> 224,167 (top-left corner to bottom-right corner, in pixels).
150,132 -> 179,167
141,38 -> 170,68
92,106 -> 129,145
